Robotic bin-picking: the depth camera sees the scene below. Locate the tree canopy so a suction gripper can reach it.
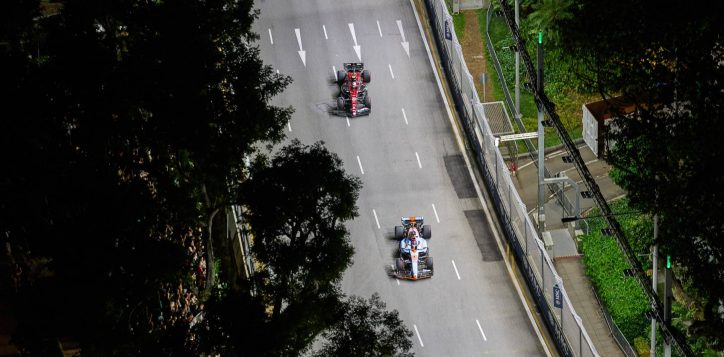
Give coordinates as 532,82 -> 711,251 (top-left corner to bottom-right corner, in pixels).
553,0 -> 724,344
1,1 -> 412,354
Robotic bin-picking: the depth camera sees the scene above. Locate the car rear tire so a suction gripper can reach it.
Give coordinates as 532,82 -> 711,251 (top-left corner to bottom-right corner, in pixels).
422,225 -> 431,239
362,69 -> 371,83
394,225 -> 404,239
426,256 -> 434,272
364,95 -> 371,109
337,70 -> 347,84
337,97 -> 345,111
396,257 -> 405,272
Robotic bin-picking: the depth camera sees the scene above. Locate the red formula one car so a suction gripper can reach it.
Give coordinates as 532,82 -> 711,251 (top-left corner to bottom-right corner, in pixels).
391,216 -> 433,281
336,63 -> 371,117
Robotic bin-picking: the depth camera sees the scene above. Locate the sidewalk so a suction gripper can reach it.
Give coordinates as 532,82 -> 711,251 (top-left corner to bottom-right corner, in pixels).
454,8 -> 627,356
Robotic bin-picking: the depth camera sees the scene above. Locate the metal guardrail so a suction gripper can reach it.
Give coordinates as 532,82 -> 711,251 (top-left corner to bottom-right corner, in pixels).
422,0 -> 598,355
227,205 -> 255,285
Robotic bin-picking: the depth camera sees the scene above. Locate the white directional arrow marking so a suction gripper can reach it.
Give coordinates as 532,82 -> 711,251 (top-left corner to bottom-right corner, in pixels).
348,23 -> 361,61
294,28 -> 306,67
397,20 -> 410,57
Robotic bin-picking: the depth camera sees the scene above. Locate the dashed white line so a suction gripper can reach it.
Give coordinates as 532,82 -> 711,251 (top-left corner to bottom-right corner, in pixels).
268,28 -> 273,45
276,69 -> 280,74
372,209 -> 380,229
476,320 -> 488,341
415,152 -> 422,168
377,20 -> 383,37
388,64 -> 395,79
346,117 -> 351,127
402,108 -> 408,125
287,122 -> 292,132
322,25 -> 328,40
396,278 -> 400,285
332,65 -> 336,79
356,155 -> 364,175
413,324 -> 424,347
432,203 -> 440,222
452,260 -> 461,280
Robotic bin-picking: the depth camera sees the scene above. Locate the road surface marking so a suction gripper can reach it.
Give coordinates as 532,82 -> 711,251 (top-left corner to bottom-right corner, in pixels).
415,152 -> 421,168
276,69 -> 280,74
388,64 -> 395,79
322,25 -> 328,40
349,23 -> 361,61
397,20 -> 410,57
409,1 -> 550,354
372,209 -> 380,229
346,117 -> 351,127
268,28 -> 273,45
414,324 -> 424,347
402,108 -> 408,125
332,65 -> 336,79
294,28 -> 306,66
476,320 -> 488,341
396,278 -> 400,285
432,203 -> 440,222
287,122 -> 292,132
356,155 -> 364,175
377,20 -> 383,37
452,260 -> 461,280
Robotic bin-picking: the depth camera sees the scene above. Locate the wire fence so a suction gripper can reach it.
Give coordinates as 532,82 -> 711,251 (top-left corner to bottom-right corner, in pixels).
424,0 -> 598,355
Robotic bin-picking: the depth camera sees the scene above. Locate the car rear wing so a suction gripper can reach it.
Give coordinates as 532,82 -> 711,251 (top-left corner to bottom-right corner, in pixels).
343,62 -> 365,71
400,216 -> 424,226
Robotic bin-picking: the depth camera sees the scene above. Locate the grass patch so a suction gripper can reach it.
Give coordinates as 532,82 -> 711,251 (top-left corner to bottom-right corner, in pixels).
580,198 -> 650,343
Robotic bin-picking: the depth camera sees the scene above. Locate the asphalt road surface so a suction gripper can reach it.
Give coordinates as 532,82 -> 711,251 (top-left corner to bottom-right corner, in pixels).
254,1 -> 547,355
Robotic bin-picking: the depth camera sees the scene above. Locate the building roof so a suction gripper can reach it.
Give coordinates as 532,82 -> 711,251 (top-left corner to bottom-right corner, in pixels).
584,95 -> 638,121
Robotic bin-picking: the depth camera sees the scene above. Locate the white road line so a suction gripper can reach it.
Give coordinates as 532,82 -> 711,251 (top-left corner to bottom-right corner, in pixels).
294,28 -> 306,66
332,65 -> 336,79
415,152 -> 421,168
402,108 -> 408,125
377,20 -> 383,37
410,1 -> 550,354
452,260 -> 461,280
413,324 -> 424,347
322,25 -> 328,40
349,23 -> 361,61
276,69 -> 280,74
432,203 -> 440,222
397,19 -> 410,57
287,122 -> 292,132
268,28 -> 274,45
476,320 -> 488,341
396,278 -> 400,285
372,209 -> 380,229
346,117 -> 351,127
388,64 -> 395,79
356,155 -> 364,175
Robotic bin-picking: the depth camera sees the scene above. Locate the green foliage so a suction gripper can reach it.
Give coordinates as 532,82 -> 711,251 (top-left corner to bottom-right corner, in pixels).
312,293 -> 414,357
580,199 -> 650,342
452,12 -> 465,41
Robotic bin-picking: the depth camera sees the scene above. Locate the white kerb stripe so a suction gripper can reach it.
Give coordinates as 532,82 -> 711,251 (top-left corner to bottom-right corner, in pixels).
432,203 -> 440,222
268,28 -> 273,45
413,324 -> 424,347
388,64 -> 395,79
476,320 -> 488,341
372,209 -> 380,229
452,260 -> 461,280
415,152 -> 421,168
356,155 -> 364,175
402,108 -> 408,125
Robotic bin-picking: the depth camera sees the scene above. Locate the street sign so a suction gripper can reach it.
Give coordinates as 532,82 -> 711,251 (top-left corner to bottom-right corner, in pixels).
444,20 -> 452,40
553,284 -> 562,308
497,132 -> 538,142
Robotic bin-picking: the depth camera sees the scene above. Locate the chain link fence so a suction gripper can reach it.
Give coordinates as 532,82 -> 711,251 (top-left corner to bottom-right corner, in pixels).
424,0 -> 597,355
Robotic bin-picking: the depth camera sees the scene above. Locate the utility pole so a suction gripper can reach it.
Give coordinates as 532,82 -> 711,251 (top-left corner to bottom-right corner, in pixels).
650,214 -> 658,357
664,253 -> 673,357
537,32 -> 545,232
514,0 -> 520,122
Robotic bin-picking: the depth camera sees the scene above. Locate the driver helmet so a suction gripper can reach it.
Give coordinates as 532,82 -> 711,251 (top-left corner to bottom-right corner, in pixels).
351,73 -> 358,88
